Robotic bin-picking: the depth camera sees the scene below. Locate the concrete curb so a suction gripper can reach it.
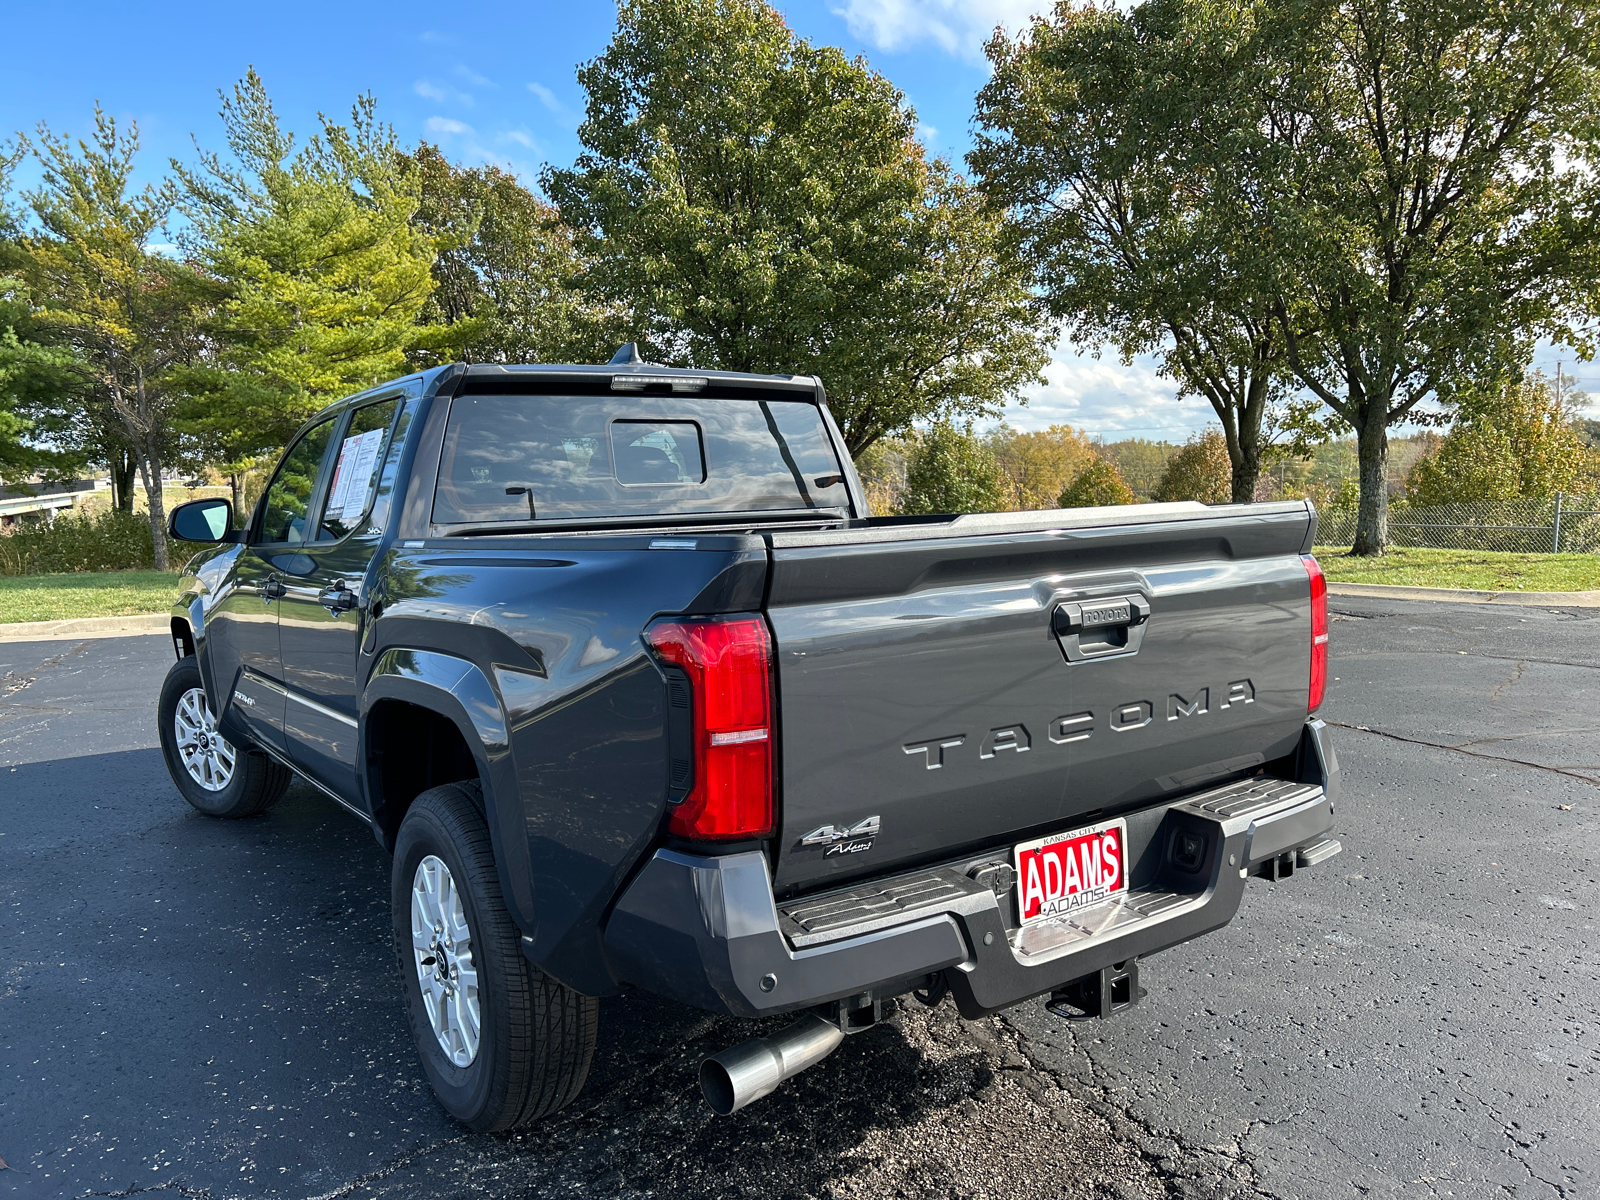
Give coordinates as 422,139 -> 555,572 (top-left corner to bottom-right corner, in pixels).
0,613 -> 170,642
1329,582 -> 1600,607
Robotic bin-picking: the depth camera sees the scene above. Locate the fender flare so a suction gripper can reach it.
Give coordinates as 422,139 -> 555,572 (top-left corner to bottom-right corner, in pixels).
361,647 -> 536,936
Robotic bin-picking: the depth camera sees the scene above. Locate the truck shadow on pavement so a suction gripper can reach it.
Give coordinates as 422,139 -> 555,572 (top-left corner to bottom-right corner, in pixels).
1,758 -> 1172,1200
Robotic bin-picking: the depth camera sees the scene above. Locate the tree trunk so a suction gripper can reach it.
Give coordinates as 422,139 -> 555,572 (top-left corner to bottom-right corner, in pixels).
137,440 -> 169,572
111,450 -> 137,512
1352,412 -> 1389,556
1228,372 -> 1269,504
229,472 -> 240,514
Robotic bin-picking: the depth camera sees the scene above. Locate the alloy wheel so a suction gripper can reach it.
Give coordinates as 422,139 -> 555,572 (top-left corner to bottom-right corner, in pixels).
411,854 -> 481,1067
173,686 -> 237,792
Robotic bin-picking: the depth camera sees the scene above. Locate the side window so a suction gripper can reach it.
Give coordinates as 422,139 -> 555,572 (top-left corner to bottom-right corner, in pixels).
314,398 -> 400,542
259,418 -> 338,545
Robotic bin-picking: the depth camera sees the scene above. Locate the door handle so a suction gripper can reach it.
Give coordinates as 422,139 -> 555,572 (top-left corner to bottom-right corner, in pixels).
1052,595 -> 1151,662
319,582 -> 358,614
262,579 -> 286,602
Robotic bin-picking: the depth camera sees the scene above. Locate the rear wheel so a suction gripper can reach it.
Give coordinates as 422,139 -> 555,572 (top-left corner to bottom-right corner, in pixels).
393,782 -> 597,1131
158,655 -> 290,818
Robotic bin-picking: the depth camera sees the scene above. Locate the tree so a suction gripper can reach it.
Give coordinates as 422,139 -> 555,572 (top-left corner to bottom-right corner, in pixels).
972,0 -> 1301,505
1247,0 -> 1600,552
1407,372 -> 1590,505
543,0 -> 1053,454
175,71 -> 453,469
1100,438 -> 1176,500
11,109 -> 203,569
1153,430 -> 1232,504
1058,456 -> 1135,507
897,423 -> 1008,515
987,422 -> 1096,509
402,143 -> 615,367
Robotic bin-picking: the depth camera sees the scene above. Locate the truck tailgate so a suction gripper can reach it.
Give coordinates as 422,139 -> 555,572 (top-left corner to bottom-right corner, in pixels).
764,501 -> 1317,895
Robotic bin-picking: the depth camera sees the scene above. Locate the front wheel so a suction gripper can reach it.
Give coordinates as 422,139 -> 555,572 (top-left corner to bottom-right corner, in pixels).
393,782 -> 597,1130
158,655 -> 290,818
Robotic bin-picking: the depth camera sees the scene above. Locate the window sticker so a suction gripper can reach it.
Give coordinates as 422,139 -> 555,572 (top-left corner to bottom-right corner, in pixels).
326,428 -> 385,524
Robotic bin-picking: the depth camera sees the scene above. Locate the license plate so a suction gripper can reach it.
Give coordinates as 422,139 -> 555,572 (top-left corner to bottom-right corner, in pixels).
1014,818 -> 1128,925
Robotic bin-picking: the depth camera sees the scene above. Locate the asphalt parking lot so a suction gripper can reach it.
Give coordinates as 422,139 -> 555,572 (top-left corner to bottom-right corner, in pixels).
1,595 -> 1596,1200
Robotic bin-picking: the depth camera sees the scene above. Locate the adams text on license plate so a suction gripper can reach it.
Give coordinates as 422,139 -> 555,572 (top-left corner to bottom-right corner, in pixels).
1014,818 -> 1127,925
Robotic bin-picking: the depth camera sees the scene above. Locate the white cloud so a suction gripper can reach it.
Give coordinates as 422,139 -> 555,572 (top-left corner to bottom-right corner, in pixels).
528,81 -> 561,110
917,121 -> 938,146
425,116 -> 475,136
504,129 -> 539,151
415,79 -> 472,106
832,0 -> 1047,60
455,64 -> 493,88
1001,344 -> 1214,440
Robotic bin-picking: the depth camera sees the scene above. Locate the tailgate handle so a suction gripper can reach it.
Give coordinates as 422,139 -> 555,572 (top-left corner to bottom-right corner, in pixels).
1052,597 -> 1150,635
1052,596 -> 1151,662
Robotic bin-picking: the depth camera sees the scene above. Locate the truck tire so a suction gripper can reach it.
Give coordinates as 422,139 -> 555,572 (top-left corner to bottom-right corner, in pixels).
392,782 -> 597,1131
158,655 -> 291,819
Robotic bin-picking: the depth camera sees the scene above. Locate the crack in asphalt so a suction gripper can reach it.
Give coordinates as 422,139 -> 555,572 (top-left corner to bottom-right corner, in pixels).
1326,720 -> 1600,788
0,639 -> 90,698
999,1011 -> 1275,1199
1488,659 -> 1528,702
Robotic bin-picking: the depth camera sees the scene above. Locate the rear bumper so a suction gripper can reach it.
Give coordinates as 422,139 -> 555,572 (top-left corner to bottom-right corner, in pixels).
604,719 -> 1339,1020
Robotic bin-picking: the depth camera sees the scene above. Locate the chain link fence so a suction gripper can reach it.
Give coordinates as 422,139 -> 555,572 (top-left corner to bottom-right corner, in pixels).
1317,493 -> 1600,553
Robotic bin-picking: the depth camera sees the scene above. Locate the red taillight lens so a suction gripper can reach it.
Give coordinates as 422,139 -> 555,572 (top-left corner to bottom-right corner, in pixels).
1302,554 -> 1328,712
643,614 -> 774,840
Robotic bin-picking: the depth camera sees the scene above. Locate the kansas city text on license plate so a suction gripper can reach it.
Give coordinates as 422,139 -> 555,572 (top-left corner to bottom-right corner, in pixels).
1014,818 -> 1127,925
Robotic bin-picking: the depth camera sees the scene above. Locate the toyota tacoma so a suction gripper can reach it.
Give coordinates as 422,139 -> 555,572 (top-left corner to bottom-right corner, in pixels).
158,348 -> 1340,1128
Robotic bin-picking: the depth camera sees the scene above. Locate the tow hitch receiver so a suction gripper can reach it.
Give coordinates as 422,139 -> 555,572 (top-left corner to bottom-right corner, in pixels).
1045,959 -> 1145,1021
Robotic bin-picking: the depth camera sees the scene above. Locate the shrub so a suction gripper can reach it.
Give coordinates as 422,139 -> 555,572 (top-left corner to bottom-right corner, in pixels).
897,423 -> 1009,515
1058,456 -> 1135,507
1153,430 -> 1232,504
0,507 -> 157,575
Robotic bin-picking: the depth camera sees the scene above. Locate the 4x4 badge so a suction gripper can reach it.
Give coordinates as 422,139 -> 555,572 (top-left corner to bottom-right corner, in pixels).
799,815 -> 881,855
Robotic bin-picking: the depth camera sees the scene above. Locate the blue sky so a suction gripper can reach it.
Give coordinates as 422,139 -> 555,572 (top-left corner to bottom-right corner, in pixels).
3,1 -> 1591,438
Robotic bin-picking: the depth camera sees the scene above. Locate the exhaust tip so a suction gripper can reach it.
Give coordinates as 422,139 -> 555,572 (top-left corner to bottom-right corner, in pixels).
698,1012 -> 846,1115
699,1057 -> 738,1116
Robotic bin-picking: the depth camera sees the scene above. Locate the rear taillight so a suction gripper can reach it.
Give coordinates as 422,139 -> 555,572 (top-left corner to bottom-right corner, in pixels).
643,614 -> 775,840
1302,554 -> 1328,712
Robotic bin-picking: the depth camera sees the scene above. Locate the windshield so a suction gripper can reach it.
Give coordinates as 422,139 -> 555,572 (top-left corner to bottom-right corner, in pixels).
431,393 -> 848,525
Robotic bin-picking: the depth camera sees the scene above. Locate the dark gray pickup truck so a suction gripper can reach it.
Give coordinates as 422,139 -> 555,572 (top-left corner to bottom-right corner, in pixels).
159,349 -> 1339,1129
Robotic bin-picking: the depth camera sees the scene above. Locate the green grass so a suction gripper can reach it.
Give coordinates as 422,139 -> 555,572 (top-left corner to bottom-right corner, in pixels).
1314,546 -> 1600,592
0,570 -> 181,625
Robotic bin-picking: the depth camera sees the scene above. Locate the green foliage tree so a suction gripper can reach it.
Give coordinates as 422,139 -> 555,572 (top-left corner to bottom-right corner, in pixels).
543,0 -> 1053,454
402,143 -> 614,367
0,146 -> 138,504
986,422 -> 1096,510
1407,373 -> 1590,505
1251,0 -> 1600,552
972,0 -> 1304,506
1153,430 -> 1232,504
11,109 -> 204,569
1099,439 -> 1176,500
897,422 -> 1008,515
1058,455 -> 1135,508
174,71 -> 453,470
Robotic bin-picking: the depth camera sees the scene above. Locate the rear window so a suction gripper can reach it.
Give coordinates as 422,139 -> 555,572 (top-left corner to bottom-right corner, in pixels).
431,394 -> 847,525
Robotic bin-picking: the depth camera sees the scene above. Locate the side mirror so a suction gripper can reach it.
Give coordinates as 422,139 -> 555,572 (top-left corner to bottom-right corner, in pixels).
169,498 -> 240,543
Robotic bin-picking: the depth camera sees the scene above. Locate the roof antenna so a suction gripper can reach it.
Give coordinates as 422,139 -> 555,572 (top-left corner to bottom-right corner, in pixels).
608,342 -> 644,365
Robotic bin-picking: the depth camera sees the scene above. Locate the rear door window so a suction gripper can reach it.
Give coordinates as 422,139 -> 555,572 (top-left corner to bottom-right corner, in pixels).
314,397 -> 400,541
431,394 -> 846,525
259,417 -> 338,545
